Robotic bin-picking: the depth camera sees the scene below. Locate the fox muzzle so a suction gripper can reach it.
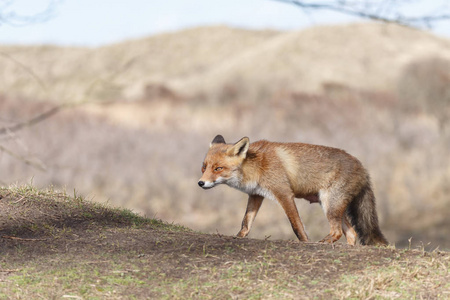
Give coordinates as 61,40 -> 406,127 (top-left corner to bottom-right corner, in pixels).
198,180 -> 215,189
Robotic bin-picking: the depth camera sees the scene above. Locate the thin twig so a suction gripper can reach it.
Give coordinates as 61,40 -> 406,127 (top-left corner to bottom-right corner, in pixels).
0,52 -> 48,94
0,105 -> 62,136
12,196 -> 26,204
0,144 -> 47,171
0,192 -> 11,200
0,0 -> 60,26
0,269 -> 19,273
272,0 -> 450,28
1,235 -> 47,241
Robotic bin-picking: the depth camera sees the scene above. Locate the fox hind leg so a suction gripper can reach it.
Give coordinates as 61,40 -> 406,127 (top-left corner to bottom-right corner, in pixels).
342,214 -> 357,245
319,189 -> 349,244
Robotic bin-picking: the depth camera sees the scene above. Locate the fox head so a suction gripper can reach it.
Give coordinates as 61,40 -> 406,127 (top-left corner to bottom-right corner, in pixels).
198,135 -> 250,189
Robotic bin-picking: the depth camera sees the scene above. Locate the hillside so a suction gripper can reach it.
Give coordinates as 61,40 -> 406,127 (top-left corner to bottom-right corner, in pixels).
173,23 -> 450,102
0,26 -> 280,103
1,186 -> 449,299
1,23 -> 450,103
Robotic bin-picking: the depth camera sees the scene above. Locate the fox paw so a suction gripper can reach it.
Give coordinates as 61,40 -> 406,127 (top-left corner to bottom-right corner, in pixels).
319,234 -> 340,244
236,231 -> 248,238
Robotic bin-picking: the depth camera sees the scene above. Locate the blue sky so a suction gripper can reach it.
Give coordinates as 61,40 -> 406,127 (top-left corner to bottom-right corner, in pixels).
1,0 -> 449,46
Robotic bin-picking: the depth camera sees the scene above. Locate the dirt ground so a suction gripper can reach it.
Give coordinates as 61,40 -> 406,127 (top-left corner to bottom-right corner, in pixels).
1,187 -> 449,299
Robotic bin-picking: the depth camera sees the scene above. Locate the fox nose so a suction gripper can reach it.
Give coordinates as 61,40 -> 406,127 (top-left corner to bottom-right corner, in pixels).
198,181 -> 205,187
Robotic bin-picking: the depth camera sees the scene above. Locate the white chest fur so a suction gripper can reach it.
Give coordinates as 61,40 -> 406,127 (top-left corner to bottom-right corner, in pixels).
226,178 -> 276,201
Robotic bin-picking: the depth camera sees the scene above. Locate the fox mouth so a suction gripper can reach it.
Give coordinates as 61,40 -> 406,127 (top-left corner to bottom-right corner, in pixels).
200,185 -> 213,190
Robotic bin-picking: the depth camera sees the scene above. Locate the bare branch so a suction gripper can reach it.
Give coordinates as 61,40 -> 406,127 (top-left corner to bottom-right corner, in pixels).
0,0 -> 61,26
0,105 -> 62,136
0,16 -> 134,173
273,0 -> 450,28
0,46 -> 73,136
0,144 -> 47,171
0,51 -> 49,95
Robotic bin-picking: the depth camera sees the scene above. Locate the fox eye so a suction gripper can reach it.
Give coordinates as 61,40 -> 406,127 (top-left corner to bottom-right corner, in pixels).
214,167 -> 223,172
201,163 -> 206,173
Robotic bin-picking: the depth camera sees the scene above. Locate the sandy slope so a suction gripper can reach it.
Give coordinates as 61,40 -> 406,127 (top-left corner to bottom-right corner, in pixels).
1,23 -> 449,103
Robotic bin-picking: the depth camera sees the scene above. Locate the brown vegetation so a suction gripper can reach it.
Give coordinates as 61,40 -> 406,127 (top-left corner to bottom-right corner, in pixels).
2,23 -> 450,104
397,56 -> 450,126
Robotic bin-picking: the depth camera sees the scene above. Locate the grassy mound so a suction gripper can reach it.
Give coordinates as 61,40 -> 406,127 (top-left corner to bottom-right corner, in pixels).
0,185 -> 183,236
0,186 -> 448,299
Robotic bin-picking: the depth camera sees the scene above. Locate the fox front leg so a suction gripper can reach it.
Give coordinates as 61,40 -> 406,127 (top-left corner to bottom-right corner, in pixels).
237,195 -> 264,238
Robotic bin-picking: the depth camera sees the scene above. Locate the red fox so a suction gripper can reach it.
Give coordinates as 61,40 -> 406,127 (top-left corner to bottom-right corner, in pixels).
198,135 -> 388,246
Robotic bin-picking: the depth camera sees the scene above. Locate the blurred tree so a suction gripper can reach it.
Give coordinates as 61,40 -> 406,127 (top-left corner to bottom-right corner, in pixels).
397,56 -> 450,128
0,0 -> 60,26
1,0 -> 64,170
274,0 -> 450,28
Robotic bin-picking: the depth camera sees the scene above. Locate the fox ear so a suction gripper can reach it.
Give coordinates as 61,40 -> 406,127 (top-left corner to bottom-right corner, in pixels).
227,137 -> 250,158
210,135 -> 226,147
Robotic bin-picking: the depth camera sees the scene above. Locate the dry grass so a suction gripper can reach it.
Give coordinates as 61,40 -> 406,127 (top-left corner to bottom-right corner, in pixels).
337,251 -> 450,299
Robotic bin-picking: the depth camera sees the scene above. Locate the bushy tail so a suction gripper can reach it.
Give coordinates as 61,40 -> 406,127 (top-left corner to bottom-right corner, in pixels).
347,182 -> 388,246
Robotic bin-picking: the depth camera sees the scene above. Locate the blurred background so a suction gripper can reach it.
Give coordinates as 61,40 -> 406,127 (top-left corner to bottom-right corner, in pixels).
1,0 -> 449,250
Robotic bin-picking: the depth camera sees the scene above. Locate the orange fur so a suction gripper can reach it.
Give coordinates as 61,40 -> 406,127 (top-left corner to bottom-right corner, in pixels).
198,135 -> 388,246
